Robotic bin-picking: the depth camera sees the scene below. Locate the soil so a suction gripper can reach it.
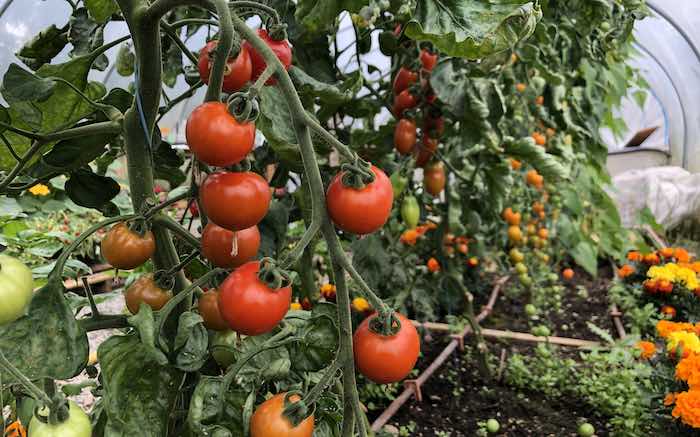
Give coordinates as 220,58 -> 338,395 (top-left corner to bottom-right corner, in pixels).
483,265 -> 615,341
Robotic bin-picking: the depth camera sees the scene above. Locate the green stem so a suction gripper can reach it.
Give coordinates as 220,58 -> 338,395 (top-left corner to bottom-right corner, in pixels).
302,112 -> 355,162
0,351 -> 52,406
169,18 -> 219,29
0,140 -> 44,193
298,356 -> 341,408
204,0 -> 234,102
145,188 -> 192,217
336,250 -> 391,315
165,250 -> 200,275
80,314 -> 129,331
229,1 -> 280,23
151,214 -> 201,250
249,64 -> 275,94
80,277 -> 100,318
158,81 -> 204,119
160,20 -> 199,65
49,214 -> 135,282
47,77 -> 118,119
281,221 -> 319,269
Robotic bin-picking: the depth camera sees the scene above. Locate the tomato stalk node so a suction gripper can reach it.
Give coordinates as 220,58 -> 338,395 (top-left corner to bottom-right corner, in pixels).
226,91 -> 260,122
340,158 -> 376,189
257,257 -> 292,290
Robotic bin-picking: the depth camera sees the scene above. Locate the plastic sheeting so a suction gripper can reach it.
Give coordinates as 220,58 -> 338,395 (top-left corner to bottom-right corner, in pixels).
609,166 -> 700,229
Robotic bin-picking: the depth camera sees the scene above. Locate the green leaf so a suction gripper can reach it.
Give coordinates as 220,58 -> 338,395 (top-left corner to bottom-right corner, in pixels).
294,0 -> 366,34
174,312 -> 209,372
100,88 -> 134,114
153,141 -> 186,188
285,303 -> 338,372
234,333 -> 291,386
0,279 -> 88,382
85,0 -> 119,23
570,240 -> 598,277
0,197 -> 25,218
116,43 -> 135,77
99,335 -> 181,436
187,376 -> 248,437
405,0 -> 542,59
127,304 -> 169,365
16,25 -> 69,70
1,64 -> 55,104
65,168 -> 120,209
69,8 -> 108,71
258,86 -> 303,169
503,137 -> 569,180
482,160 -> 512,214
41,131 -> 116,171
351,234 -> 391,291
258,199 -> 290,259
290,67 -> 362,106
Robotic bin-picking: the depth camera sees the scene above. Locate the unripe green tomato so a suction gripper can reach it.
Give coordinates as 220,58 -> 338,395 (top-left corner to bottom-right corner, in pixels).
519,274 -> 532,286
509,248 -> 524,263
532,325 -> 551,337
515,262 -> 528,274
525,304 -> 537,317
401,195 -> 420,229
600,21 -> 611,31
578,423 -> 595,437
29,401 -> 92,437
486,418 -> 500,433
211,330 -> 237,368
0,255 -> 34,325
547,273 -> 558,282
390,172 -> 408,198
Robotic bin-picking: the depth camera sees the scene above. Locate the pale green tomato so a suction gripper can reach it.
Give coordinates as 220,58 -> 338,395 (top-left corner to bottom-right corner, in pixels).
486,418 -> 500,433
211,330 -> 237,368
578,423 -> 595,437
29,401 -> 92,437
0,254 -> 33,325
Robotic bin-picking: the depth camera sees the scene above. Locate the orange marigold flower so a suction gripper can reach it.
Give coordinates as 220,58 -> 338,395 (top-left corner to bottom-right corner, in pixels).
351,297 -> 371,313
662,305 -> 677,319
510,158 -> 522,170
320,284 -> 336,300
618,264 -> 635,278
674,248 -> 692,263
658,279 -> 674,294
644,279 -> 658,294
4,421 -> 26,437
672,389 -> 700,428
677,354 -> 700,388
290,302 -> 302,310
627,251 -> 642,262
665,393 -> 678,407
636,341 -> 656,359
400,229 -> 419,245
691,262 -> 700,274
427,257 -> 441,272
643,253 -> 661,265
657,320 -> 699,338
660,247 -> 675,258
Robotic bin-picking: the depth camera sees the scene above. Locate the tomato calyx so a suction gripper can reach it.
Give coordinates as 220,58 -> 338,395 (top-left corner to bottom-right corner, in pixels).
257,257 -> 292,290
32,396 -> 70,427
226,91 -> 259,123
267,22 -> 289,41
339,157 -> 375,189
368,310 -> 402,337
152,269 -> 176,291
282,390 -> 315,427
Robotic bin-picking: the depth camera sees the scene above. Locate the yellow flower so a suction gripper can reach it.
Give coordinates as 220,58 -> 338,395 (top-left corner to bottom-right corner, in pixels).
352,297 -> 371,313
28,183 -> 50,196
667,331 -> 700,356
648,263 -> 700,291
290,302 -> 302,310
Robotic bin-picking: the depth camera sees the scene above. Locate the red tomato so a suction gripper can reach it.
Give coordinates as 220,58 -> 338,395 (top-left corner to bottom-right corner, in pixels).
198,290 -> 229,331
353,312 -> 420,383
199,172 -> 271,231
186,102 -> 255,167
242,29 -> 292,85
392,67 -> 418,94
218,261 -> 292,335
424,161 -> 446,196
198,40 -> 253,93
415,135 -> 438,167
326,165 -> 393,235
424,115 -> 445,137
394,119 -> 417,155
420,49 -> 438,71
201,222 -> 260,268
392,90 -> 417,117
101,222 -> 155,270
189,202 -> 199,217
250,393 -> 314,437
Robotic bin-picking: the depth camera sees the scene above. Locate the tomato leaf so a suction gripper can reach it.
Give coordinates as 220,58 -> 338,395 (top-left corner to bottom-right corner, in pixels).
351,234 -> 390,291
65,168 -> 120,210
153,140 -> 186,188
503,136 -> 569,180
285,302 -> 338,372
0,279 -> 88,382
127,304 -> 169,366
570,240 -> 598,277
294,0 -> 365,34
173,311 -> 209,372
98,335 -> 182,436
1,64 -> 56,104
116,43 -> 135,77
84,0 -> 119,23
69,8 -> 109,71
258,199 -> 290,259
41,131 -> 116,171
15,24 -> 69,70
258,86 -> 303,169
290,67 -> 362,107
405,0 -> 542,59
187,376 -> 248,437
233,333 -> 291,387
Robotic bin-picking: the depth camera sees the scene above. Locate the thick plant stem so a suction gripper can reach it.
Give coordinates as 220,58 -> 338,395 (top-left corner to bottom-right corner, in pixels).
204,0 -> 234,102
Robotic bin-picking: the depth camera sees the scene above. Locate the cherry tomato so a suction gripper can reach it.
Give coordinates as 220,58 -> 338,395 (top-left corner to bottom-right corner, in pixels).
201,222 -> 260,268
124,275 -> 173,315
353,312 -> 420,383
186,102 -> 255,167
415,135 -> 438,167
28,401 -> 91,437
199,171 -> 271,231
250,393 -> 314,437
423,161 -> 445,196
189,202 -> 199,217
101,222 -> 155,270
392,67 -> 418,94
198,40 -> 253,93
0,255 -> 33,325
392,89 -> 417,117
218,261 -> 292,335
394,119 -> 416,155
424,115 -> 445,137
242,29 -> 292,85
420,49 -> 438,71
326,165 -> 393,235
198,290 -> 229,331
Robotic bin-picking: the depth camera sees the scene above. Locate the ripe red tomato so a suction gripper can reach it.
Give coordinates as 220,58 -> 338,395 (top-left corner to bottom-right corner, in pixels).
353,312 -> 420,383
242,29 -> 292,85
186,102 -> 255,167
420,49 -> 438,71
198,290 -> 229,331
250,393 -> 314,437
415,135 -> 438,167
199,172 -> 271,231
197,40 -> 253,93
101,222 -> 155,270
124,275 -> 173,315
392,90 -> 417,117
392,67 -> 418,94
394,119 -> 416,155
218,261 -> 292,335
201,222 -> 260,268
424,115 -> 445,137
326,165 -> 393,235
424,162 -> 446,196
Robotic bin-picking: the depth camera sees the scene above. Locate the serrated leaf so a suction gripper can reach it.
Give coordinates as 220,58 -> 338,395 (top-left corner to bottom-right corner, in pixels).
65,168 -> 120,209
69,8 -> 108,70
258,86 -> 303,169
405,0 -> 542,59
187,376 -> 247,437
16,24 -> 69,70
504,137 -> 569,180
351,234 -> 391,291
1,64 -> 55,104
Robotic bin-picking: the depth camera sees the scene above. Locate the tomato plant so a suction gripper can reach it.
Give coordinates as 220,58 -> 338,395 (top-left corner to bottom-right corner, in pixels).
100,222 -> 155,270
249,393 -> 315,437
0,255 -> 33,325
199,171 -> 271,231
201,222 -> 260,268
197,289 -> 229,331
28,401 -> 91,437
198,40 -> 253,93
242,29 -> 292,85
124,275 -> 173,314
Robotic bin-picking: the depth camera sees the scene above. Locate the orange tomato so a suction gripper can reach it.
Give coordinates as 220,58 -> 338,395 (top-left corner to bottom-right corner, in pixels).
562,268 -> 574,280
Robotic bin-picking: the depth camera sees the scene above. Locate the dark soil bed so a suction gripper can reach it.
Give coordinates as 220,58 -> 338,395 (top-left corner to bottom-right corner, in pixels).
483,265 -> 615,341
